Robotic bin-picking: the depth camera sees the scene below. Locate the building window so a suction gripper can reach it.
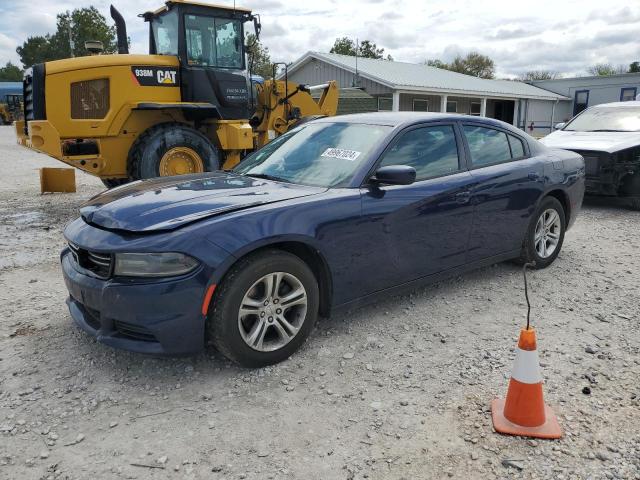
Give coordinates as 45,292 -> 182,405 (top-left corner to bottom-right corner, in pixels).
574,90 -> 589,115
470,102 -> 481,116
412,99 -> 429,111
378,97 -> 393,111
446,100 -> 457,113
621,87 -> 637,102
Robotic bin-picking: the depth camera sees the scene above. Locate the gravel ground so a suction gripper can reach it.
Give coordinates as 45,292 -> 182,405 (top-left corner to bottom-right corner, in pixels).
0,125 -> 639,480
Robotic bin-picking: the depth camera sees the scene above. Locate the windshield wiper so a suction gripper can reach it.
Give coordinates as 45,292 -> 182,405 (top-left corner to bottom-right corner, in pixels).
245,173 -> 290,183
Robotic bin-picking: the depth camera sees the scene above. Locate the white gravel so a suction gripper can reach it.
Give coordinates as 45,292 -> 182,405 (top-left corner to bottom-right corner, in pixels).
0,125 -> 639,479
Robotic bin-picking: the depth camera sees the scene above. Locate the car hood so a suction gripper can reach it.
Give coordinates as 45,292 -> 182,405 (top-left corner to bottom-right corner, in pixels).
80,172 -> 326,232
541,130 -> 640,153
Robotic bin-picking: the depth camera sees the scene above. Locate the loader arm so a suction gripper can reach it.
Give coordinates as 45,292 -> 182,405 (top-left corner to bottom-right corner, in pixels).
252,80 -> 339,148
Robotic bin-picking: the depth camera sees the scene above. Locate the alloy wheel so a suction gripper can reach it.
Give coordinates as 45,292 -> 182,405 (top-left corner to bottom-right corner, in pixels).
237,272 -> 308,352
534,208 -> 561,259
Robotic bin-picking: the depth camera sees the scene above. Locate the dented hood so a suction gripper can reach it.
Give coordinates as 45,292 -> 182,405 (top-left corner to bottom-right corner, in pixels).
80,172 -> 325,232
541,130 -> 640,153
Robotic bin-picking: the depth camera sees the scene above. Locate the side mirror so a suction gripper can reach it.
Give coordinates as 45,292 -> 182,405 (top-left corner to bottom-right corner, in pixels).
253,15 -> 262,40
554,122 -> 566,130
371,165 -> 416,186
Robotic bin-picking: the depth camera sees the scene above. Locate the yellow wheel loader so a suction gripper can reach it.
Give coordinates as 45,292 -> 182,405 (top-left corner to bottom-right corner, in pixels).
15,1 -> 338,188
1,94 -> 23,125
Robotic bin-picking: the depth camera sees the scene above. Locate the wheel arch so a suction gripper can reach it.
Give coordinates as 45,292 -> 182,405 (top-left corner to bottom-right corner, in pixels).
543,189 -> 571,225
213,238 -> 333,317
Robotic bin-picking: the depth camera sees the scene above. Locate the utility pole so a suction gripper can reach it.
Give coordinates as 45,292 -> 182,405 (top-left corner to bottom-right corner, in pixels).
68,20 -> 74,57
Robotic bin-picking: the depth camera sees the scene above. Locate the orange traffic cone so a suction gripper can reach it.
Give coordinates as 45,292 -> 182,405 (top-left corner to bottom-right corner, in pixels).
491,327 -> 562,439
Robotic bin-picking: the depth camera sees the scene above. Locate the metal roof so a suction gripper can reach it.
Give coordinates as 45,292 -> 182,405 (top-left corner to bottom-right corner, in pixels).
286,52 -> 568,101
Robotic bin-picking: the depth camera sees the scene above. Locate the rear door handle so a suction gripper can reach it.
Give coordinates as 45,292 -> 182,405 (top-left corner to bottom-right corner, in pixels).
455,191 -> 471,204
528,172 -> 541,180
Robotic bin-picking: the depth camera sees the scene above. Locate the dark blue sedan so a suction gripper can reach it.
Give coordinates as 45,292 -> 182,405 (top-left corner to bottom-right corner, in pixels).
62,113 -> 585,367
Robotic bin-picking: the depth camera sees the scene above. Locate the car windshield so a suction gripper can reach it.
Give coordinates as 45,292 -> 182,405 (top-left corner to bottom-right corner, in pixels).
234,122 -> 391,188
564,106 -> 640,132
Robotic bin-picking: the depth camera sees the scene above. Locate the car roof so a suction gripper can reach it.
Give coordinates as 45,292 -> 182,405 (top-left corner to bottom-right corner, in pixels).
313,111 -> 522,133
588,101 -> 640,109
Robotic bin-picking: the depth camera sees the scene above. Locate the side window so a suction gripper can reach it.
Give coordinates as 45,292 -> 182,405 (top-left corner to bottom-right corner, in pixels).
379,125 -> 460,181
463,125 -> 511,167
508,134 -> 526,159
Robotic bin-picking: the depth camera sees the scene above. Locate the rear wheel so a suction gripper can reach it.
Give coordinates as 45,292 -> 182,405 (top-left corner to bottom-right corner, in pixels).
629,198 -> 640,211
519,196 -> 566,269
128,123 -> 219,180
207,250 -> 319,368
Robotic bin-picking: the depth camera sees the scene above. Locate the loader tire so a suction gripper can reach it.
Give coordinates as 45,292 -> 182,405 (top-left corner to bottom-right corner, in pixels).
128,123 -> 220,181
101,178 -> 130,189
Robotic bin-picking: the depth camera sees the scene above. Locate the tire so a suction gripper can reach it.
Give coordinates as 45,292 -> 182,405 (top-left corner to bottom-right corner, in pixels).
128,123 -> 220,181
101,178 -> 130,189
629,198 -> 640,211
519,196 -> 566,269
207,250 -> 319,368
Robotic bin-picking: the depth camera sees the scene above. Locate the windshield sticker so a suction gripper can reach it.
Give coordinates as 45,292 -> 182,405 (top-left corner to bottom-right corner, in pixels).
321,148 -> 362,161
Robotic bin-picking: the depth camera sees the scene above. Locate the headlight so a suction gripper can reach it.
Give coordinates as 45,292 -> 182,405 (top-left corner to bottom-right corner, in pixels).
114,252 -> 199,277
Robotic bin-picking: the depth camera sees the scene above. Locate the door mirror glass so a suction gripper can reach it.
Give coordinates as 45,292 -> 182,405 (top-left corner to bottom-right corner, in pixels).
372,165 -> 416,186
554,122 -> 566,130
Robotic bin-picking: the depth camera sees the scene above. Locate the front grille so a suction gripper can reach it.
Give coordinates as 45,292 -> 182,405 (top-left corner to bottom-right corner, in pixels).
71,79 -> 109,119
573,150 -> 609,178
69,243 -> 113,279
114,321 -> 157,342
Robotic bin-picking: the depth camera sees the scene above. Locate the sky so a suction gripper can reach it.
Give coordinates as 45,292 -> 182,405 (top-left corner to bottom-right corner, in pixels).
0,0 -> 639,78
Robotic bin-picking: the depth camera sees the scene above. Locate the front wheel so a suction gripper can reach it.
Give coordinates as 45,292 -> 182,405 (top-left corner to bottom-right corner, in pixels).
207,250 -> 319,367
128,123 -> 220,180
519,196 -> 566,269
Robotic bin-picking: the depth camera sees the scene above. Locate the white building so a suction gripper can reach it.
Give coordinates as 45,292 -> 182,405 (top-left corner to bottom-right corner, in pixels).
530,73 -> 640,124
282,52 -> 569,136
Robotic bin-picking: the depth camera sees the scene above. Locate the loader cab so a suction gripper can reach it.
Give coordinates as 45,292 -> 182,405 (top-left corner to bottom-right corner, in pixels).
144,1 -> 257,120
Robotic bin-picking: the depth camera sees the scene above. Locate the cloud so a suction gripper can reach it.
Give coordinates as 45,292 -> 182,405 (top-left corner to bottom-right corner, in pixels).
0,0 -> 638,78
486,27 -> 539,41
587,6 -> 640,25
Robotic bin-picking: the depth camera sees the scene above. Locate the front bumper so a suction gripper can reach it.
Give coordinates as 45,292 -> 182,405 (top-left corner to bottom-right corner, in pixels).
61,250 -> 209,356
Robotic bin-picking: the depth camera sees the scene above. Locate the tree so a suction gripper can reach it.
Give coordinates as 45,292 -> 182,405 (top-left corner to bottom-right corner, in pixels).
629,61 -> 640,73
358,40 -> 385,59
426,59 -> 448,69
425,52 -> 495,79
16,7 -> 117,68
330,37 -> 356,56
0,62 -> 23,81
586,63 -> 627,76
16,36 -> 53,68
518,70 -> 559,81
449,52 -> 495,78
246,33 -> 273,79
329,37 -> 390,59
